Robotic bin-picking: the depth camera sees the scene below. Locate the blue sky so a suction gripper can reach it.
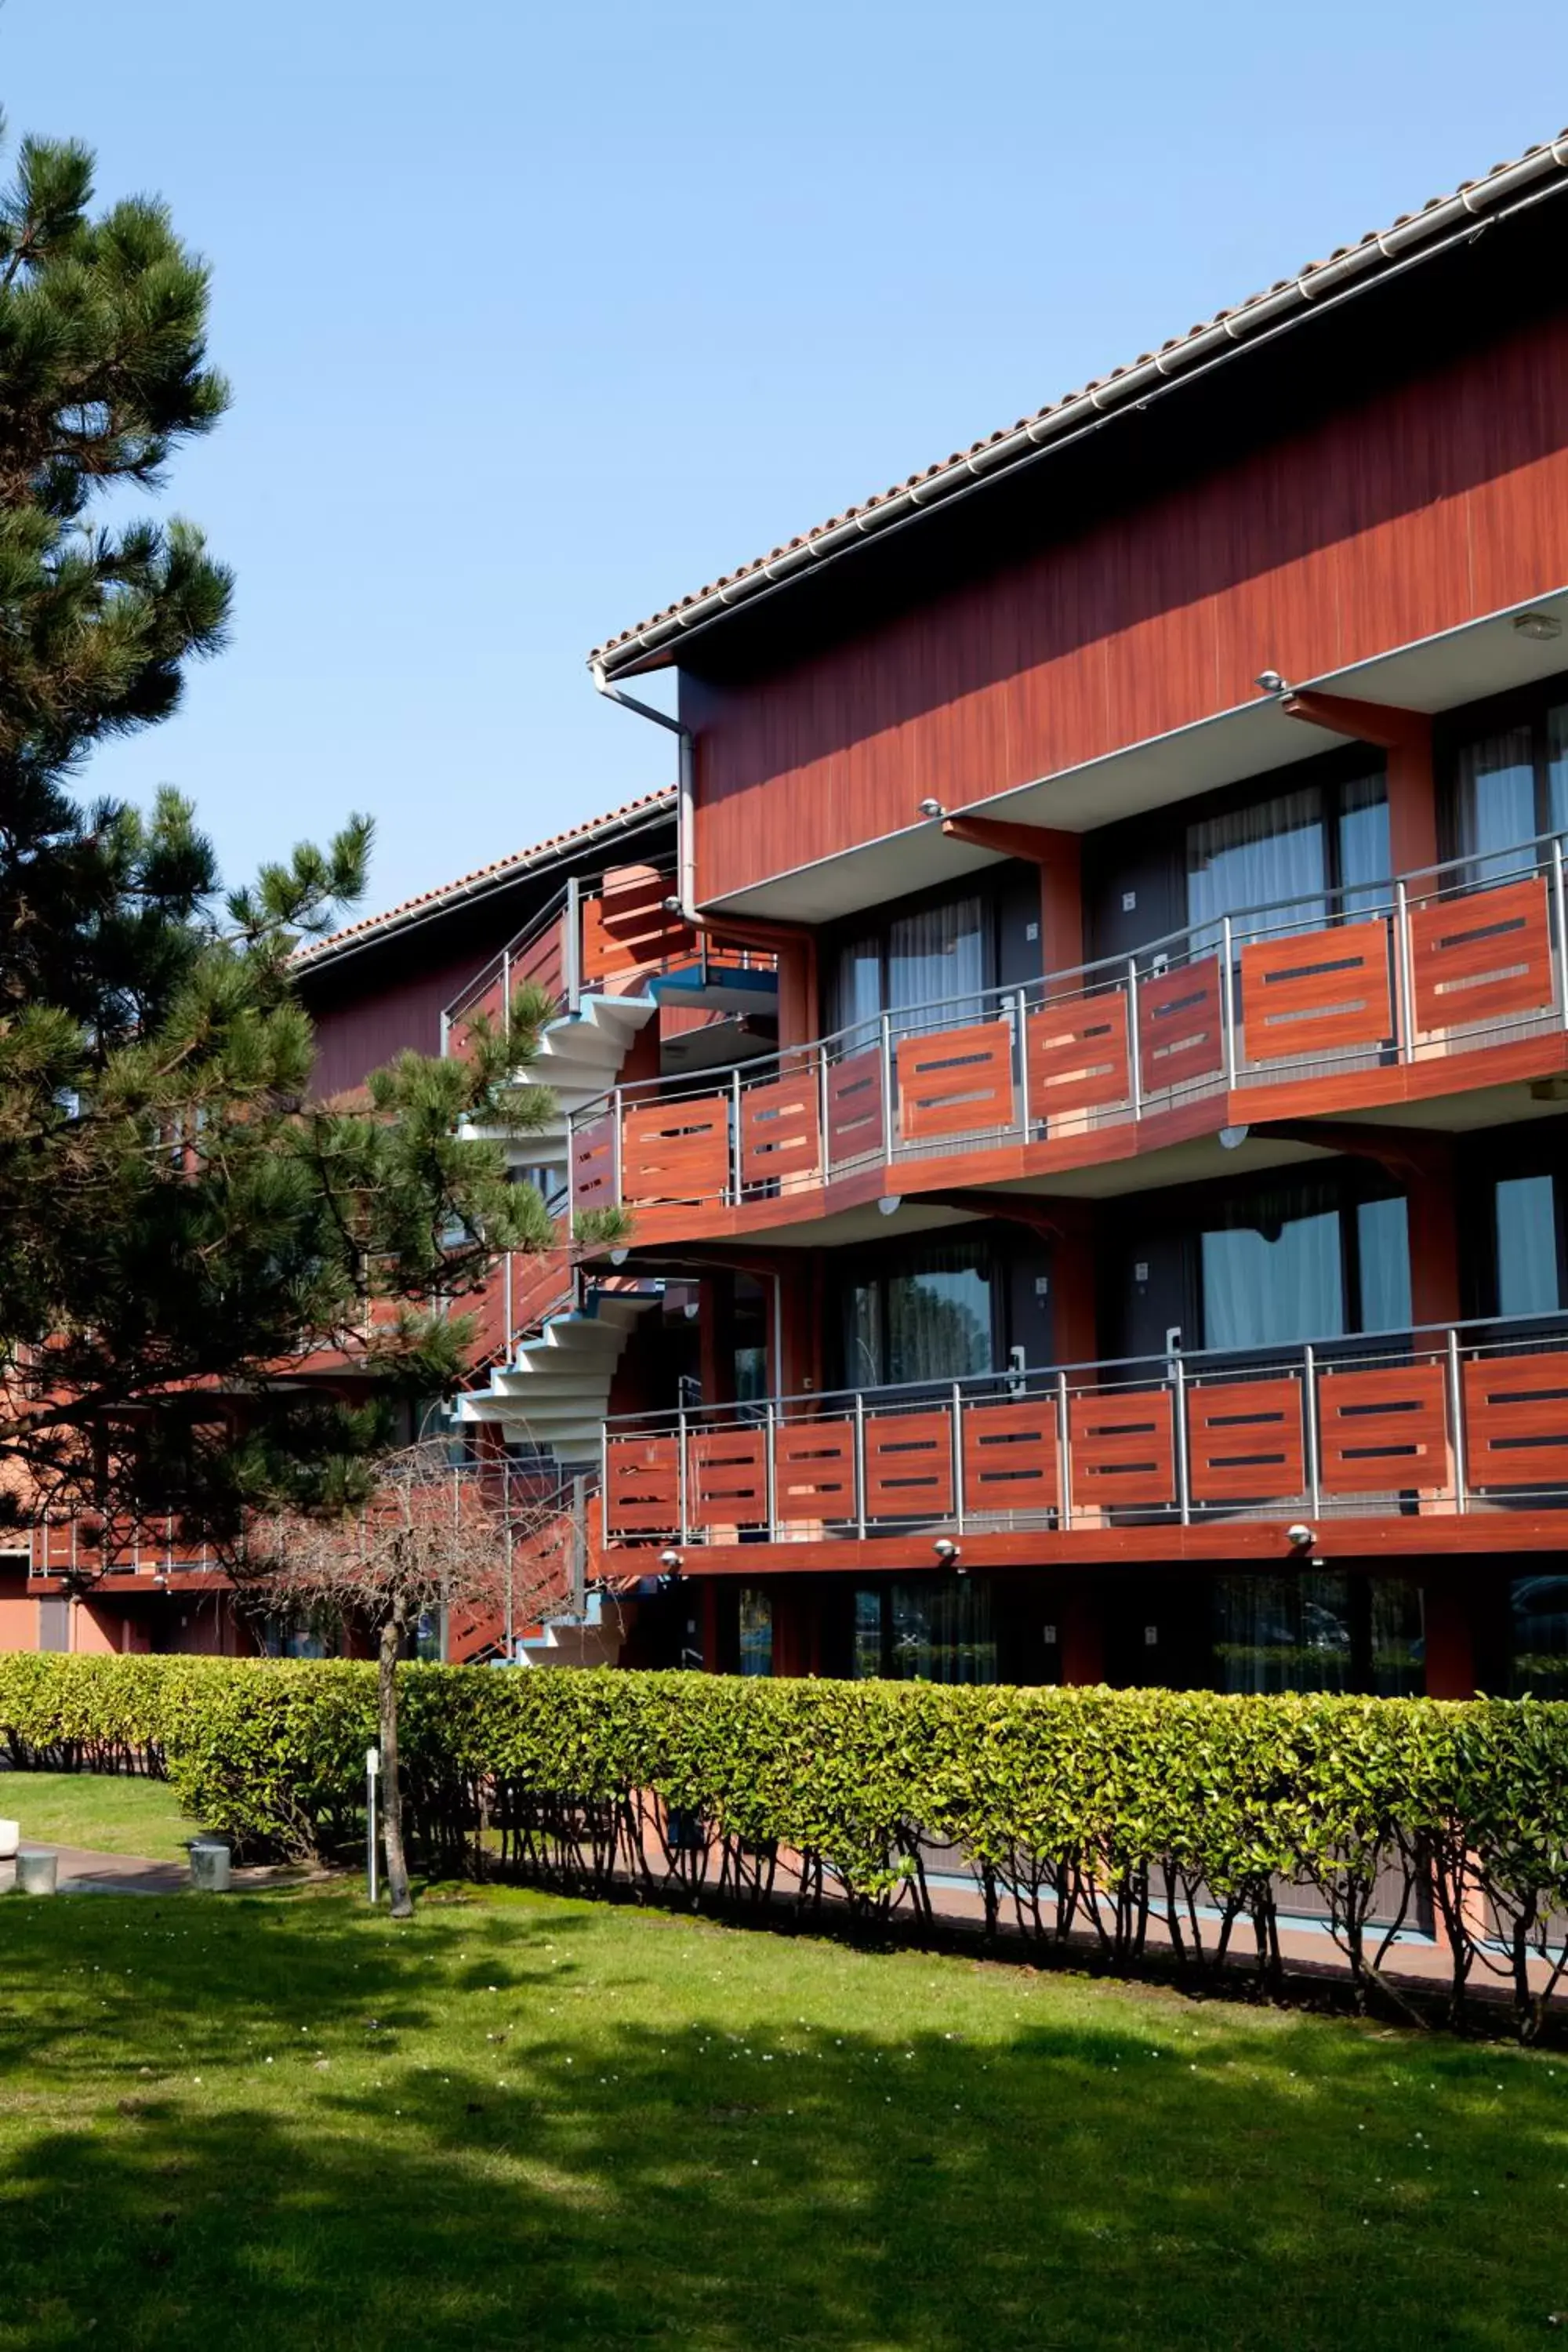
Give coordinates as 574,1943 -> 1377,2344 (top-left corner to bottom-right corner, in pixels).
4,2 -> 1567,916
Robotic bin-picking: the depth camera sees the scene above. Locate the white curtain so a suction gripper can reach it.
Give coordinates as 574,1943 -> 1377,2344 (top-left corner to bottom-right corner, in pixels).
1454,727 -> 1537,882
1200,1189 -> 1345,1351
1187,786 -> 1327,949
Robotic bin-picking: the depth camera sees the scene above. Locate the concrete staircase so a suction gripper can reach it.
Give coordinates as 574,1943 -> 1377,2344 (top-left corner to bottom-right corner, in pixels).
516,1589 -> 622,1669
465,990 -> 655,1174
455,1287 -> 654,1459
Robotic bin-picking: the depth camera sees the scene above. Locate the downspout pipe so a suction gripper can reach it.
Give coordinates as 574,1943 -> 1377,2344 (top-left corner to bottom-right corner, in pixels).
591,659 -> 697,921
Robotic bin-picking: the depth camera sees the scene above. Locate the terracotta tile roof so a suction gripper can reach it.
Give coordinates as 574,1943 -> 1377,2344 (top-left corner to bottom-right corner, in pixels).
591,129 -> 1568,674
293,786 -> 676,968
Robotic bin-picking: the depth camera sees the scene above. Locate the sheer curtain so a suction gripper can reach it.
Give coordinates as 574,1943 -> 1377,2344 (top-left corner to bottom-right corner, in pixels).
1548,705 -> 1568,840
1454,728 -> 1537,882
1337,770 -> 1392,913
1494,1173 -> 1561,1317
1200,1188 -> 1345,1351
1187,786 -> 1327,950
883,1244 -> 993,1384
887,896 -> 986,1040
829,935 -> 883,1051
1212,1573 -> 1352,1695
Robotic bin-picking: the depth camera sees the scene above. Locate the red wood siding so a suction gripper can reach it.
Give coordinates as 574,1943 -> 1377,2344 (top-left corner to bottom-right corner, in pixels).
687,312 -> 1568,902
309,953 -> 478,1098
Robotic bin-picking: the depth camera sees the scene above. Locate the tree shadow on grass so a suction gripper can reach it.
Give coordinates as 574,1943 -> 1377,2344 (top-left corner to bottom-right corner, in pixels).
0,1895 -> 1563,2351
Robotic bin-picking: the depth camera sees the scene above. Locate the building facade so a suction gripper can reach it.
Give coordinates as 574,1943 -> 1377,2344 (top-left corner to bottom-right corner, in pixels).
542,129 -> 1568,1700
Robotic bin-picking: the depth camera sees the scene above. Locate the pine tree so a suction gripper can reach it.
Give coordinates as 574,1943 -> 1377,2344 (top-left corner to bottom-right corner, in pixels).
0,120 -> 557,1554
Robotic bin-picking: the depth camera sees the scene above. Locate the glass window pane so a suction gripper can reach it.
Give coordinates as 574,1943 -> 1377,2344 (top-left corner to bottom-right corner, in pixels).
1212,1573 -> 1352,1694
1548,706 -> 1568,840
853,1588 -> 884,1679
884,1245 -> 993,1383
1370,1579 -> 1425,1698
1509,1573 -> 1568,1698
1494,1173 -> 1560,1317
829,936 -> 883,1049
1455,728 -> 1536,882
1337,771 -> 1391,915
738,1587 -> 773,1677
1187,786 -> 1327,949
844,1280 -> 884,1388
887,1578 -> 996,1684
1356,1195 -> 1411,1334
1201,1200 -> 1344,1351
887,895 -> 986,1036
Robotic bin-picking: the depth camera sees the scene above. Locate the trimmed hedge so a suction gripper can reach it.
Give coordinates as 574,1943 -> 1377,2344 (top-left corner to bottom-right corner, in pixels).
3,1654 -> 1566,2037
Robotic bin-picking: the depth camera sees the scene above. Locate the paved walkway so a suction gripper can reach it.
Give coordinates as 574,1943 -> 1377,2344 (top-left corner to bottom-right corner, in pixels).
0,1844 -> 292,1895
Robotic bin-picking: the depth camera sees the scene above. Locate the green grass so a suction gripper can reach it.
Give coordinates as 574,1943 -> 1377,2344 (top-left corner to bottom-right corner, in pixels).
1,1886 -> 1566,2349
0,1769 -> 199,1864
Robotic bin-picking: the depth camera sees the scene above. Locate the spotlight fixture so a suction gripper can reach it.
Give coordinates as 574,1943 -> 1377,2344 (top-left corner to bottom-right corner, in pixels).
1286,1523 -> 1316,1550
662,894 -> 684,913
659,1548 -> 684,1572
932,1536 -> 961,1566
1218,1124 -> 1250,1151
1254,670 -> 1288,694
918,797 -> 946,820
1513,611 -> 1563,644
877,1195 -> 900,1218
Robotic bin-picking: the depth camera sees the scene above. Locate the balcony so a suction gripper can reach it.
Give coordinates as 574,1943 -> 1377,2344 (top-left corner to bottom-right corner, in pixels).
571,833 -> 1568,1241
442,861 -> 778,1047
600,1315 -> 1568,1567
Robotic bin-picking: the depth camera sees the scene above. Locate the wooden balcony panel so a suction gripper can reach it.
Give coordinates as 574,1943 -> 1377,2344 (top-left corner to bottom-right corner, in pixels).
621,1098 -> 730,1207
1409,875 -> 1554,1033
1137,956 -> 1224,1094
510,914 -> 566,1004
1316,1360 -> 1449,1495
509,1241 -> 574,1339
895,1021 -> 1015,1143
605,1436 -> 681,1534
826,1048 -> 884,1166
1240,920 -> 1393,1063
960,1397 -> 1058,1513
570,1114 -> 617,1214
740,1063 -> 822,1189
582,864 -> 697,988
1067,1386 -> 1176,1508
1025,992 -> 1132,1120
1461,1348 -> 1568,1491
1185,1374 -> 1306,1505
774,1418 -> 856,1522
688,1428 -> 768,1529
862,1410 -> 956,1519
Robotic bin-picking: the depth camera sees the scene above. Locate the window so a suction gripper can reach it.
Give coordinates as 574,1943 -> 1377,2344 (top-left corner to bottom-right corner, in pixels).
1186,771 -> 1388,950
1494,1172 -> 1563,1319
844,1240 -> 996,1388
1509,1573 -> 1568,1699
738,1587 -> 772,1677
829,891 -> 991,1047
1451,700 -> 1568,883
1212,1573 -> 1422,1696
852,1578 -> 997,1684
1197,1179 -> 1409,1352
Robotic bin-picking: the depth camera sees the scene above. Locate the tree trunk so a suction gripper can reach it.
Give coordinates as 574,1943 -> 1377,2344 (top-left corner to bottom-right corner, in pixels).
379,1599 -> 413,1921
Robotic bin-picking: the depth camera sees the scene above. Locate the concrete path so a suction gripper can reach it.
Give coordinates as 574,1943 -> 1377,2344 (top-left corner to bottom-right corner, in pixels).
0,1845 -> 292,1895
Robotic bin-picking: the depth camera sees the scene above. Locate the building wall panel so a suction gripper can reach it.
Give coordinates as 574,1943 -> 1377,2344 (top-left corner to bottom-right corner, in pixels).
690,314 -> 1568,904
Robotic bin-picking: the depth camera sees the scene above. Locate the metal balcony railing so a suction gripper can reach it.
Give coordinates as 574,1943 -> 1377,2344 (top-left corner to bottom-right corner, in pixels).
569,828 -> 1568,1219
599,1312 -> 1568,1545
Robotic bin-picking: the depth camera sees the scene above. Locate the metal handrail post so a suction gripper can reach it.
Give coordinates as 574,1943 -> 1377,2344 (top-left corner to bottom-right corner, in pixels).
951,1382 -> 966,1534
611,1084 -> 623,1212
1127,959 -> 1142,1118
1220,916 -> 1239,1087
764,1401 -> 778,1541
1553,839 -> 1568,1030
564,876 -> 583,1014
1302,1344 -> 1321,1515
817,1041 -> 831,1183
1395,880 -> 1415,1062
1447,1327 -> 1468,1512
1056,1370 -> 1072,1532
854,1392 -> 867,1539
880,1011 -> 895,1165
731,1067 -> 744,1205
1173,1355 -> 1190,1526
1014,991 -> 1030,1144
600,1420 -> 611,1554
502,948 -> 512,1037
677,1408 -> 689,1544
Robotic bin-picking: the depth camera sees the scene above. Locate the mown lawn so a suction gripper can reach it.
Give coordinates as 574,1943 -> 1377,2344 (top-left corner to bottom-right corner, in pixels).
0,1769 -> 199,1864
1,1880 -> 1565,2350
